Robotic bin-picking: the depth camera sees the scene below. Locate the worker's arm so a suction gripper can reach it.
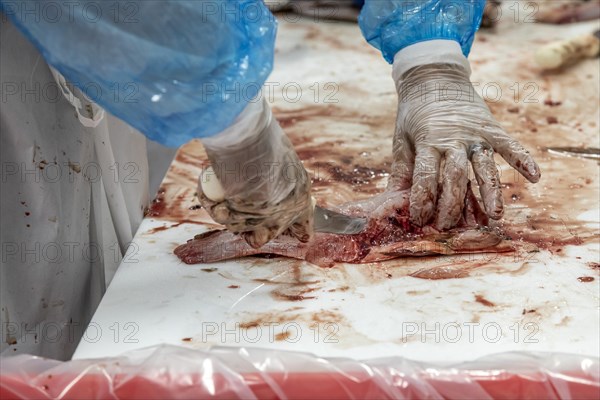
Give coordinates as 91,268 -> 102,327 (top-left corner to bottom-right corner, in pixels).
2,0 -> 314,246
359,0 -> 540,229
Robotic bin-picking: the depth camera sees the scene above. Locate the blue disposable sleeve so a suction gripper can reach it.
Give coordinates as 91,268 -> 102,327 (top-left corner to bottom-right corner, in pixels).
358,0 -> 486,63
0,0 -> 277,147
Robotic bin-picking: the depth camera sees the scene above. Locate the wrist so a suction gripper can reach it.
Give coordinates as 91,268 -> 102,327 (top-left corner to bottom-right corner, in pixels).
202,96 -> 273,150
202,96 -> 296,203
392,40 -> 471,82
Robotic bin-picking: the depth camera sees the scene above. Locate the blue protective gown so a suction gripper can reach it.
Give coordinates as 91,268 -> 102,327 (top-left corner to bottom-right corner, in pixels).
1,0 -> 276,147
1,0 -> 485,147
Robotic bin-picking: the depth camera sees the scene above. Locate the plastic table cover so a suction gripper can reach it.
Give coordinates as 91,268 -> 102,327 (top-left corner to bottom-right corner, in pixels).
1,345 -> 599,399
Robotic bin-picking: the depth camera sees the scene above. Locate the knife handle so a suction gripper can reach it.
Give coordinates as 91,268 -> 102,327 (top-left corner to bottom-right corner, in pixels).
535,33 -> 600,69
199,166 -> 225,202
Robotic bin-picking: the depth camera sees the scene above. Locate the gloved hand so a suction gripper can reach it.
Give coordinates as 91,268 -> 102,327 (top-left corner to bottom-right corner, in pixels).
387,41 -> 541,230
198,98 -> 313,248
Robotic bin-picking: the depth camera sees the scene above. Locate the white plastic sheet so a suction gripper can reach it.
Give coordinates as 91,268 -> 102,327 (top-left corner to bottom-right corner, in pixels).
1,345 -> 599,399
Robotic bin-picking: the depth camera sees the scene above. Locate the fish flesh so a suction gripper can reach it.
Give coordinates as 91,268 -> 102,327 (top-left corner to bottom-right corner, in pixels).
175,186 -> 511,267
175,184 -> 513,267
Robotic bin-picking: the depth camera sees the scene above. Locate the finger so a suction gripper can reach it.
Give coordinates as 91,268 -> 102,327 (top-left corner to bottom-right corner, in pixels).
242,226 -> 278,249
463,181 -> 489,227
410,145 -> 441,226
288,221 -> 313,243
484,127 -> 541,183
207,200 -> 260,231
387,131 -> 415,190
470,143 -> 504,220
288,207 -> 314,243
435,147 -> 469,230
211,203 -> 233,224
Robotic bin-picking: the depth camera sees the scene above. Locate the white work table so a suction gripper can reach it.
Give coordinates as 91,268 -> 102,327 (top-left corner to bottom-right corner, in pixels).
74,15 -> 600,363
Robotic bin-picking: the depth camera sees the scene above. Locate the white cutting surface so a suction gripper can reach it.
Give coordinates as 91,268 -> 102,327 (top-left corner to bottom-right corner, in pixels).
73,11 -> 600,363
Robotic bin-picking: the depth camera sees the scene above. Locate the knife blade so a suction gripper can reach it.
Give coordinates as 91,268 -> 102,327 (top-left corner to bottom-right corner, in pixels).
546,147 -> 600,160
314,205 -> 367,235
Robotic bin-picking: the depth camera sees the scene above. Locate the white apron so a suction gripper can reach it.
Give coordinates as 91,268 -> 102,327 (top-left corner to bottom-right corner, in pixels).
0,19 -> 173,360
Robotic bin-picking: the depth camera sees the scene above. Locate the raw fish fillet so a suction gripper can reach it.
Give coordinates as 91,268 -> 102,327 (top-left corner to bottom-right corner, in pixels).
175,184 -> 512,267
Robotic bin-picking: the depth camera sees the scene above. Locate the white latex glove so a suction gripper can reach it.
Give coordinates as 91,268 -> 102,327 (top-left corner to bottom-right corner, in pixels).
198,97 -> 313,248
388,41 -> 541,230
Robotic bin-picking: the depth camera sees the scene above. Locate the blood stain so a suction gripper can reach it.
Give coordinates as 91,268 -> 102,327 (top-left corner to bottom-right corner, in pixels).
275,331 -> 291,341
577,276 -> 594,283
474,294 -> 496,307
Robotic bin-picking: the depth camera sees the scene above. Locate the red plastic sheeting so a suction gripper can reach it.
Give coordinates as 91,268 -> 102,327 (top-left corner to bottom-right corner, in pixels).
1,345 -> 599,399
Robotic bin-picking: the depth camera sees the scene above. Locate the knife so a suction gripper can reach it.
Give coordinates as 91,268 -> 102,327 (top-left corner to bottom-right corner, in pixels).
314,205 -> 367,235
200,168 -> 367,235
546,147 -> 600,160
